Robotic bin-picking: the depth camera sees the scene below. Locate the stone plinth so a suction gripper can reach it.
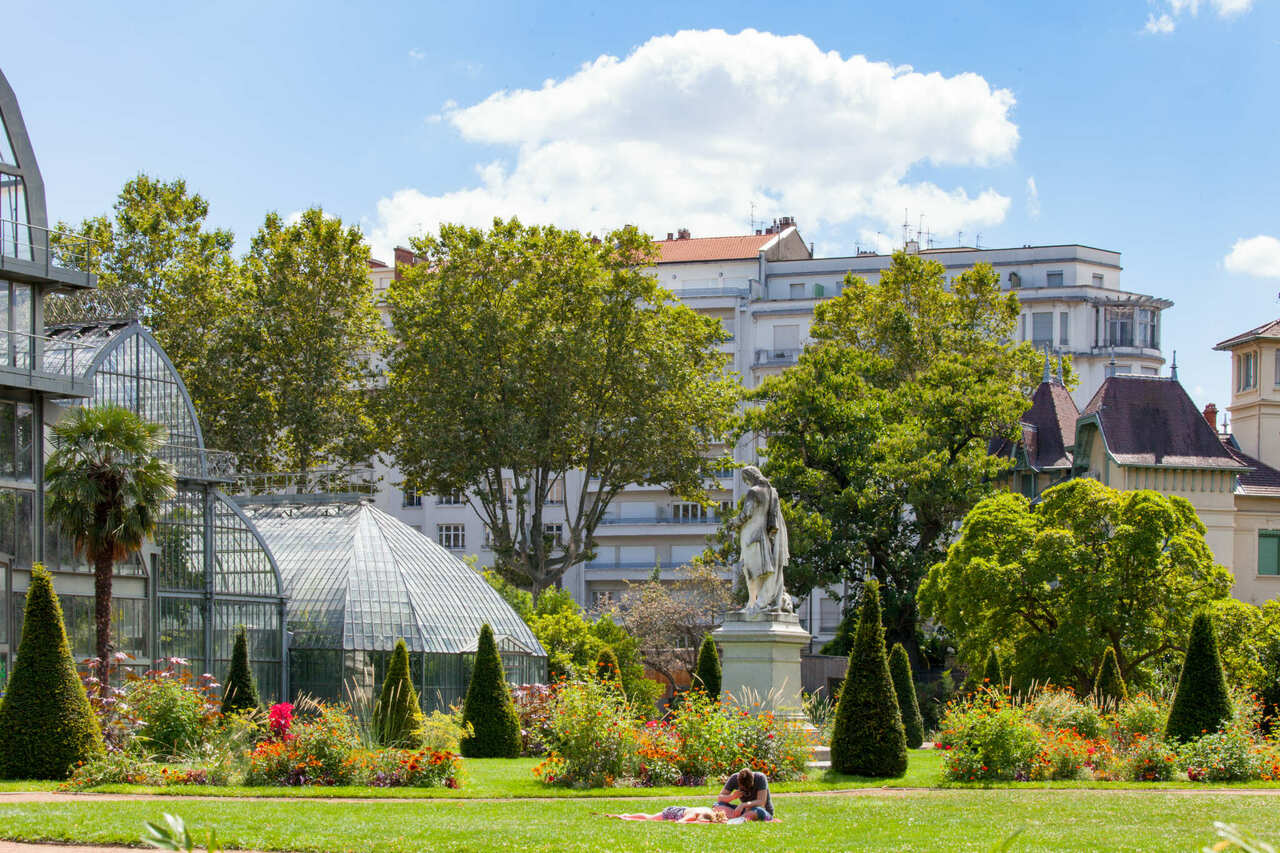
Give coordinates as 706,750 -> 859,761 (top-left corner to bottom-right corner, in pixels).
713,610 -> 810,719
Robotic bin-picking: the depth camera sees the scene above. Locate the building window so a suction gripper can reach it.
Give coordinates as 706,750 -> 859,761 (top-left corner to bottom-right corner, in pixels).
1259,531 -> 1280,576
1032,312 -> 1053,349
789,282 -> 805,299
1105,307 -> 1134,348
1059,312 -> 1069,347
542,523 -> 562,545
1020,314 -> 1027,341
591,590 -> 614,608
402,488 -> 422,508
1137,309 -> 1157,349
546,478 -> 564,505
502,477 -> 516,504
437,491 -> 465,505
1046,271 -> 1064,288
1240,352 -> 1258,391
1092,273 -> 1104,287
437,524 -> 465,550
1275,349 -> 1280,387
672,502 -> 707,522
1019,473 -> 1035,498
718,499 -> 735,520
483,527 -> 494,549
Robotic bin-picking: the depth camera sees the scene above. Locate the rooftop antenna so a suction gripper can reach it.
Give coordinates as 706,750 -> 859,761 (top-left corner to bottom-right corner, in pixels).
876,231 -> 884,254
749,201 -> 757,233
976,233 -> 983,249
958,230 -> 964,247
918,213 -> 925,244
902,209 -> 910,248
1170,350 -> 1179,382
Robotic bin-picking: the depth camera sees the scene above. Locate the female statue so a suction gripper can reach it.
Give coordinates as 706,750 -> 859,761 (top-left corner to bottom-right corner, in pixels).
737,466 -> 792,614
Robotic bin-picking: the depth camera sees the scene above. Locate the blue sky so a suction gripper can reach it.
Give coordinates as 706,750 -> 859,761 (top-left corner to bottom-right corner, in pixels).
6,0 -> 1278,411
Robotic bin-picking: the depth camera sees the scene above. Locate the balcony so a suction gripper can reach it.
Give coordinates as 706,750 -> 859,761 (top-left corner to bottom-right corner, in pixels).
754,348 -> 802,367
0,219 -> 97,290
0,330 -> 96,397
598,513 -> 727,526
160,444 -> 240,483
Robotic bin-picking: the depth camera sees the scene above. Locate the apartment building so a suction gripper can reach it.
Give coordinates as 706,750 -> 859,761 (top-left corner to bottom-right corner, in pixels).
368,221 -> 1175,647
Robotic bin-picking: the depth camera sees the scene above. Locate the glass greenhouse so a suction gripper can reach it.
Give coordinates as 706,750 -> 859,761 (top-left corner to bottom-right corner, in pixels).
237,498 -> 546,711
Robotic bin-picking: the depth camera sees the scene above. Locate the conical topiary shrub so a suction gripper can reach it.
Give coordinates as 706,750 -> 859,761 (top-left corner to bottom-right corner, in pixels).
694,634 -> 721,699
374,639 -> 423,747
829,580 -> 908,777
1094,647 -> 1128,708
0,564 -> 104,779
889,643 -> 925,749
221,625 -> 261,716
1166,611 -> 1233,743
982,649 -> 1005,691
461,624 -> 521,758
595,647 -> 621,685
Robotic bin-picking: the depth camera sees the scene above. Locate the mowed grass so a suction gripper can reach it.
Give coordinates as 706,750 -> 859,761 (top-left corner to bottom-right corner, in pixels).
4,789 -> 1280,851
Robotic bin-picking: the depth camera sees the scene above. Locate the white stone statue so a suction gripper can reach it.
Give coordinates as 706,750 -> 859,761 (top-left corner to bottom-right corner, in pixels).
738,465 -> 793,614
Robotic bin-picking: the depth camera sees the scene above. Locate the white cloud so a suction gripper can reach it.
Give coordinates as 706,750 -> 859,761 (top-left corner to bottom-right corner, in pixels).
365,29 -> 1019,258
1025,177 -> 1040,219
1144,0 -> 1253,33
1225,235 -> 1280,278
408,48 -> 425,62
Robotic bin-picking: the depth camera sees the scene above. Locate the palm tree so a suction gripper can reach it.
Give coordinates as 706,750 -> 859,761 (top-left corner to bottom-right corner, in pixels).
45,405 -> 176,692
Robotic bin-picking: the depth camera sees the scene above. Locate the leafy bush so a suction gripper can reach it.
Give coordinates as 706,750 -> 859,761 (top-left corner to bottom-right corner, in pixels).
1094,647 -> 1128,707
1109,693 -> 1168,750
1031,728 -> 1107,781
937,691 -> 1040,782
1166,611 -> 1233,743
595,647 -> 620,684
1120,734 -> 1178,781
460,624 -> 521,758
533,677 -> 638,787
124,662 -> 221,757
417,709 -> 470,753
246,703 -> 361,786
220,626 -> 261,716
62,753 -> 223,789
982,650 -> 1005,690
0,565 -> 104,779
342,748 -> 461,788
1180,724 -> 1263,782
1026,687 -> 1104,740
889,643 -> 925,749
694,634 -> 721,699
512,684 -> 556,757
829,579 -> 908,777
635,722 -> 682,786
372,640 -> 422,748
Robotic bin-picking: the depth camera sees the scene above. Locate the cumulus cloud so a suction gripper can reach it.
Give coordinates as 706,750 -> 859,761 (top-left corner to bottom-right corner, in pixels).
408,48 -> 425,62
1225,235 -> 1280,278
365,29 -> 1018,258
1144,0 -> 1253,33
1145,13 -> 1177,33
1025,177 -> 1040,219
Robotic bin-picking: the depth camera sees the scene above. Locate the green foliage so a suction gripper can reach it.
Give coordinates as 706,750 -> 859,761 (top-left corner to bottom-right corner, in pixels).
143,812 -> 222,853
1179,724 -> 1263,782
1166,612 -> 1234,743
1025,688 -> 1104,740
381,218 -> 739,591
937,691 -> 1040,782
45,405 -> 177,682
1119,734 -> 1179,781
246,703 -> 364,785
736,252 -> 1043,659
920,479 -> 1233,692
819,606 -> 856,657
534,677 -> 639,786
1095,647 -> 1129,707
829,580 -> 908,777
373,640 -> 423,748
983,650 -> 1005,691
221,627 -> 261,717
1110,693 -> 1169,750
0,565 -> 104,779
594,647 -> 620,685
481,570 -> 533,623
889,643 -> 925,749
460,625 -> 521,758
127,673 -> 219,757
694,634 -> 721,699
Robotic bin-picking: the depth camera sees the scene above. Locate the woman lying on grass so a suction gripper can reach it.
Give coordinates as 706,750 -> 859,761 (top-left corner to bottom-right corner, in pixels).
606,807 -> 727,823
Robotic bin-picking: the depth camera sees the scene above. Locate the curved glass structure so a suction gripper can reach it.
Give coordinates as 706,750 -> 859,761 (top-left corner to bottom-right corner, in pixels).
240,499 -> 545,711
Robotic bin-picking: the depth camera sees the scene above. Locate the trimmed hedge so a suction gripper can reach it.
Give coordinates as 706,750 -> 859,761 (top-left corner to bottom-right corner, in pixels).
829,580 -> 907,777
374,639 -> 422,748
221,625 -> 261,716
889,643 -> 925,749
1166,611 -> 1233,743
0,565 -> 104,779
1094,647 -> 1128,707
694,634 -> 721,699
460,624 -> 521,758
595,647 -> 620,685
983,649 -> 1005,691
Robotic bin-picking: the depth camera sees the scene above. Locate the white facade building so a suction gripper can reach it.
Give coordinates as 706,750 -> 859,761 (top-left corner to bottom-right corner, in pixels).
367,224 -> 1174,648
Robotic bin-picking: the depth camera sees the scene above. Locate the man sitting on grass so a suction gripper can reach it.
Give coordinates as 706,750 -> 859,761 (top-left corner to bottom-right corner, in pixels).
714,767 -> 774,822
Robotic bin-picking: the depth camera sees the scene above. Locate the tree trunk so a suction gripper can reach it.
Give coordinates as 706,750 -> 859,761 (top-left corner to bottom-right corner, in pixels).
94,551 -> 114,696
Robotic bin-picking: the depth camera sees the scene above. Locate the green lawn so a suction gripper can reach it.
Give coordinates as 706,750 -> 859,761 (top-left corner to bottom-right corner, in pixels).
3,790 -> 1280,851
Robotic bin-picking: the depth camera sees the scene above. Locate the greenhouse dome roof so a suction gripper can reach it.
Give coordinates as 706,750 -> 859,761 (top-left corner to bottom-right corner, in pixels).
237,499 -> 545,658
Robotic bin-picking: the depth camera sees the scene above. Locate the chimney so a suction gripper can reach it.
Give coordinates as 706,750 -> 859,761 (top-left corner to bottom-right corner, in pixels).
666,232 -> 673,241
1203,403 -> 1219,432
677,227 -> 691,240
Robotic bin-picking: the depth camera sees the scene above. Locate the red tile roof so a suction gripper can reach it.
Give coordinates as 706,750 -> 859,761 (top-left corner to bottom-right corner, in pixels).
1214,319 -> 1280,350
655,234 -> 777,263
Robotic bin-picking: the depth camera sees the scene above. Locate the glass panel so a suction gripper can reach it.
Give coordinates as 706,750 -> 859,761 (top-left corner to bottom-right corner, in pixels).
157,596 -> 205,675
1031,312 -> 1053,348
0,489 -> 32,564
0,112 -> 14,165
0,401 -> 14,478
211,600 -> 282,703
155,488 -> 205,591
0,173 -> 29,261
11,591 -> 149,662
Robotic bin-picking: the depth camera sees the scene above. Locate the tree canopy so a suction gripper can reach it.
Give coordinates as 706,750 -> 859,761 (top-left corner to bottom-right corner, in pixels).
739,251 -> 1042,662
381,218 -> 739,591
918,479 -> 1233,692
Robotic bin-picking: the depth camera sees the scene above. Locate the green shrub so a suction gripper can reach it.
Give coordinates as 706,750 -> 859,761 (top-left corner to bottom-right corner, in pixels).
828,579 -> 907,777
373,639 -> 422,748
246,703 -> 361,786
534,677 -> 638,786
220,626 -> 261,716
417,710 -> 470,753
1180,724 -> 1263,782
1031,726 -> 1096,781
1026,687 -> 1104,740
1109,693 -> 1168,750
0,564 -> 104,779
594,647 -> 620,685
1120,734 -> 1178,781
982,649 -> 1005,690
460,624 -> 521,758
126,669 -> 219,757
1094,647 -> 1128,707
888,643 -> 925,749
937,691 -> 1040,782
693,634 -> 721,699
1166,612 -> 1233,743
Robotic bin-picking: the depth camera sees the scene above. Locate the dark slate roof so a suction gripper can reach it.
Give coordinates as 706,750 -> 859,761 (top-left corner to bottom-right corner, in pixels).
989,380 -> 1079,470
1222,441 -> 1280,495
1080,376 -> 1248,469
1214,319 -> 1280,351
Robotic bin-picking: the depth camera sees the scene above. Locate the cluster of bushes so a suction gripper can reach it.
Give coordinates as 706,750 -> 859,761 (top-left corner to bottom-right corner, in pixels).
529,677 -> 809,788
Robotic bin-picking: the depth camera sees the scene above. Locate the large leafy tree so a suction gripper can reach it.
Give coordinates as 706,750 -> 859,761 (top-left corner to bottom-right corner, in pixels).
918,479 -> 1233,692
740,252 -> 1041,663
44,405 -> 177,690
382,218 -> 738,591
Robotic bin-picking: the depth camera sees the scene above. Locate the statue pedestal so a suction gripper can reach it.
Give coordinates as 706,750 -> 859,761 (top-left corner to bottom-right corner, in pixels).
713,610 -> 811,719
